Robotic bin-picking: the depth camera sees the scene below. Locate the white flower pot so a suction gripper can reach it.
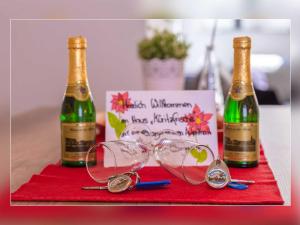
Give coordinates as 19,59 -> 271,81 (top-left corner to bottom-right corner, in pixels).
142,59 -> 184,90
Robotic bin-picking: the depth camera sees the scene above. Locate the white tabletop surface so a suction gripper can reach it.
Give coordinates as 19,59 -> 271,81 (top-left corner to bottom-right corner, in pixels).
259,105 -> 291,205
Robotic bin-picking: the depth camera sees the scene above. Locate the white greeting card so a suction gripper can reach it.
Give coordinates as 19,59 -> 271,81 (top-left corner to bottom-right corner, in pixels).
105,90 -> 218,166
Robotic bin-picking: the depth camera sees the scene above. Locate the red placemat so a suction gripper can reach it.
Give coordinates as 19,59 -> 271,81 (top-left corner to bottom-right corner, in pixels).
11,130 -> 284,205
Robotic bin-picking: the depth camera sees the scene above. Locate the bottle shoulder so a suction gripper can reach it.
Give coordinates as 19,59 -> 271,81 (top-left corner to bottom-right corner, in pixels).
224,95 -> 259,123
60,96 -> 96,122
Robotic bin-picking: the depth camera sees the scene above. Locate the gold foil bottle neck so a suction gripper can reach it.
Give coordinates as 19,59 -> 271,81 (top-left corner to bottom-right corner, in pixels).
230,36 -> 253,99
68,36 -> 87,49
67,36 -> 88,85
233,36 -> 251,48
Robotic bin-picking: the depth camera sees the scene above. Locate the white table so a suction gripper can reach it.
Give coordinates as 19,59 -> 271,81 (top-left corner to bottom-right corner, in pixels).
259,105 -> 291,205
11,105 -> 291,205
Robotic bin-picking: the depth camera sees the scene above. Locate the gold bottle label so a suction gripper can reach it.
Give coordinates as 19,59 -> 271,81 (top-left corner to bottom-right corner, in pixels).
229,81 -> 254,101
61,122 -> 96,162
65,82 -> 90,101
224,123 -> 259,162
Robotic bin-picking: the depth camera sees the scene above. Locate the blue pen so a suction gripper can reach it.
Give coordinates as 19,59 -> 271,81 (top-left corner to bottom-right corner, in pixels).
227,182 -> 248,190
135,180 -> 171,189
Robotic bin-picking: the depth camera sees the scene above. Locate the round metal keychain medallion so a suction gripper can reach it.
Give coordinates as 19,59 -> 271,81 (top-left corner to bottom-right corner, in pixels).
107,174 -> 133,193
107,172 -> 140,193
205,159 -> 231,189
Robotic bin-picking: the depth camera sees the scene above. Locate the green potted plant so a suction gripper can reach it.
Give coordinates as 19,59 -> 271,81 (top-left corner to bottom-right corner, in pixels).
138,30 -> 190,90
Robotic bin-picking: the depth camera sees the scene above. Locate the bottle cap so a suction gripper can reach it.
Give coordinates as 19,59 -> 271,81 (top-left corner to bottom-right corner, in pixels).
68,36 -> 87,49
233,36 -> 251,48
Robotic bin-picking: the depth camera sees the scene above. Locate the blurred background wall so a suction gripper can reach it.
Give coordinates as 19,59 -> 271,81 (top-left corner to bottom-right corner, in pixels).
10,19 -> 290,115
0,0 -> 298,117
11,20 -> 145,115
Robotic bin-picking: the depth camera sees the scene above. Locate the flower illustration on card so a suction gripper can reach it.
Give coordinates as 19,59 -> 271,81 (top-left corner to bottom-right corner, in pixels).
181,104 -> 213,135
108,92 -> 132,139
111,92 -> 132,113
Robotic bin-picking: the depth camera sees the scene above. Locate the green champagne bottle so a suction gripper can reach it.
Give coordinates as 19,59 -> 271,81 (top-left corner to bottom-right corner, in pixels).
223,36 -> 259,168
60,36 -> 96,167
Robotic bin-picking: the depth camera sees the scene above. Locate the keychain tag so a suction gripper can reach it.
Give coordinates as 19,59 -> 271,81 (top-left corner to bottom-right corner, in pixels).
82,171 -> 171,193
107,174 -> 133,193
205,159 -> 230,189
205,159 -> 255,190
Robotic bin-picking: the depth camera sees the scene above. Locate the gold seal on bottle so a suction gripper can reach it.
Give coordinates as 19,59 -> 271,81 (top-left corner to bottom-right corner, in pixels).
229,81 -> 254,101
68,36 -> 87,49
